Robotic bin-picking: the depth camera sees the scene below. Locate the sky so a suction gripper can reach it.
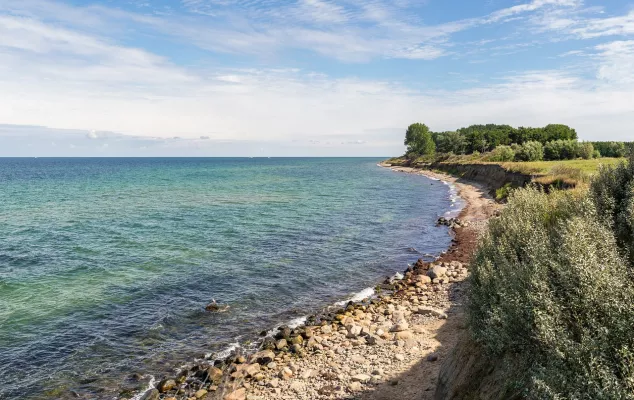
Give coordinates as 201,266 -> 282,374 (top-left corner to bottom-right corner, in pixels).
1,0 -> 633,156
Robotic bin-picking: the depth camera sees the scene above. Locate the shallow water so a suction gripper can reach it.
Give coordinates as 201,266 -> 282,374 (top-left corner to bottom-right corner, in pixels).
0,158 -> 457,399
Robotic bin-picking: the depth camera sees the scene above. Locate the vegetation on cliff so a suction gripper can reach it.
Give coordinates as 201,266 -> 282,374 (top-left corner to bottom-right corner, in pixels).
467,156 -> 634,399
401,122 -> 632,163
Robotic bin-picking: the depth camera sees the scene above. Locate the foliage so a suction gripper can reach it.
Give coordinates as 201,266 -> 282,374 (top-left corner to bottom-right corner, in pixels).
544,139 -> 579,160
592,142 -> 628,158
404,123 -> 435,157
590,155 -> 634,267
433,131 -> 466,154
484,145 -> 516,162
514,141 -> 544,162
495,183 -> 514,201
469,186 -> 634,399
577,142 -> 595,160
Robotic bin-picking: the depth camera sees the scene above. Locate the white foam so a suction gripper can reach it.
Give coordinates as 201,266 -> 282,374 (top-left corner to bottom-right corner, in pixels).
335,287 -> 375,306
131,375 -> 156,400
287,316 -> 308,329
205,342 -> 240,360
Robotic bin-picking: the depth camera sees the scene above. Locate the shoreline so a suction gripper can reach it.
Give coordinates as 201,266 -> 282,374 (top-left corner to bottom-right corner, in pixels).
134,165 -> 499,400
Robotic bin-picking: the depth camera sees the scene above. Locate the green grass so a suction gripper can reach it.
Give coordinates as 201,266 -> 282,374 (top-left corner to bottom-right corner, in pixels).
499,158 -> 624,175
498,158 -> 625,187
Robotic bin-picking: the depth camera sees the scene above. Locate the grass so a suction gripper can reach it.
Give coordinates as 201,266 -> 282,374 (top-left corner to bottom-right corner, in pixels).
386,154 -> 627,188
498,158 -> 625,187
499,158 -> 624,175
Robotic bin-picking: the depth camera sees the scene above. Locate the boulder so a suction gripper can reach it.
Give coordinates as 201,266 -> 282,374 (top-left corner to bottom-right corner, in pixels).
275,339 -> 287,350
224,388 -> 246,400
206,366 -> 223,382
351,374 -> 371,383
279,367 -> 293,380
417,306 -> 448,319
156,379 -> 176,393
390,322 -> 409,332
427,265 -> 447,279
252,350 -> 275,365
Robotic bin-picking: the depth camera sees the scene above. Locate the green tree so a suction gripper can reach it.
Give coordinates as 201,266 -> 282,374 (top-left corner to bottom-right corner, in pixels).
515,141 -> 544,161
404,123 -> 435,156
544,124 -> 577,141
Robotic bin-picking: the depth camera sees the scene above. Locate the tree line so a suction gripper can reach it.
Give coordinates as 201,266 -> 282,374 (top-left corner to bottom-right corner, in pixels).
404,123 -> 632,162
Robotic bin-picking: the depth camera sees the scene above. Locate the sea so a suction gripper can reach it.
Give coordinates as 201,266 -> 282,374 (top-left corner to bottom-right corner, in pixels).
0,157 -> 462,399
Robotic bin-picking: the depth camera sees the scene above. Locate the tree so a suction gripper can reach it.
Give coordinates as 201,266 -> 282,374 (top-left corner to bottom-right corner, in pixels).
433,131 -> 466,154
404,123 -> 435,156
543,124 -> 577,141
515,141 -> 544,161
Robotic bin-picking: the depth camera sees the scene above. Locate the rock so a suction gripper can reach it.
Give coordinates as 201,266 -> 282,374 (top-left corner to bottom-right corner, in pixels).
268,378 -> 280,388
348,381 -> 363,392
352,374 -> 372,383
347,325 -> 362,337
223,388 -> 246,400
427,265 -> 447,279
275,326 -> 291,340
266,361 -> 277,369
243,363 -> 261,377
289,381 -> 304,392
157,379 -> 176,393
301,369 -> 315,379
279,367 -> 293,380
427,354 -> 439,362
417,306 -> 448,319
140,389 -> 159,400
395,354 -> 405,361
252,350 -> 275,365
203,366 -> 223,383
417,275 -> 432,284
390,322 -> 409,332
318,385 -> 339,396
290,335 -> 303,345
321,325 -> 332,334
194,388 -> 207,399
350,355 -> 367,364
393,330 -> 413,340
275,339 -> 287,350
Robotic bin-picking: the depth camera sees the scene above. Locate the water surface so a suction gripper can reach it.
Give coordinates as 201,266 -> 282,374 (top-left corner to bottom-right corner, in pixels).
0,158 -> 456,399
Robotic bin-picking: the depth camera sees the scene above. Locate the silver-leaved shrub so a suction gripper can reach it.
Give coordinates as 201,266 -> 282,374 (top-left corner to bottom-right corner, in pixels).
468,186 -> 634,399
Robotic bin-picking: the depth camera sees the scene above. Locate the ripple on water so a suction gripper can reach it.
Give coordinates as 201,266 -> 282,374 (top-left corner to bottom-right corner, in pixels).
0,158 -> 459,399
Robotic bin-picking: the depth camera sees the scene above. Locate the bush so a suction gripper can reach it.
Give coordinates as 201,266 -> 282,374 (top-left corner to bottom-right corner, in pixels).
590,155 -> 634,267
484,145 -> 516,162
514,141 -> 544,161
469,187 -> 634,399
592,142 -> 627,158
577,142 -> 594,160
544,139 -> 579,160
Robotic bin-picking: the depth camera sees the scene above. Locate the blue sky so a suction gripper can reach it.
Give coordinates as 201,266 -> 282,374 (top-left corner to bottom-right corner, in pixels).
1,0 -> 633,156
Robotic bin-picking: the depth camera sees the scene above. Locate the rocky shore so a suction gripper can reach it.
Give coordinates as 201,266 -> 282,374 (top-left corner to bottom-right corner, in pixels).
132,166 -> 499,400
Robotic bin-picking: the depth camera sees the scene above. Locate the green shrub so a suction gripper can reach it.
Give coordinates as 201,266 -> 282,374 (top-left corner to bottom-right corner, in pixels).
469,187 -> 634,399
590,155 -> 634,267
577,142 -> 594,160
485,145 -> 516,162
495,183 -> 514,201
544,139 -> 579,160
514,141 -> 544,161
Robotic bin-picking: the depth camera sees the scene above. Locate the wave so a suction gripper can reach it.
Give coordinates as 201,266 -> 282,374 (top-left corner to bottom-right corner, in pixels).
130,375 -> 156,400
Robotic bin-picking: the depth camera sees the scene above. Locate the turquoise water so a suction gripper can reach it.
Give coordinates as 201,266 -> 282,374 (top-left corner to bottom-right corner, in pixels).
0,158 -> 456,399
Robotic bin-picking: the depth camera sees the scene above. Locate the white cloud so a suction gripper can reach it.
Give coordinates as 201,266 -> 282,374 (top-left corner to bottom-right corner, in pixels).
1,0 -> 634,154
595,40 -> 634,84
